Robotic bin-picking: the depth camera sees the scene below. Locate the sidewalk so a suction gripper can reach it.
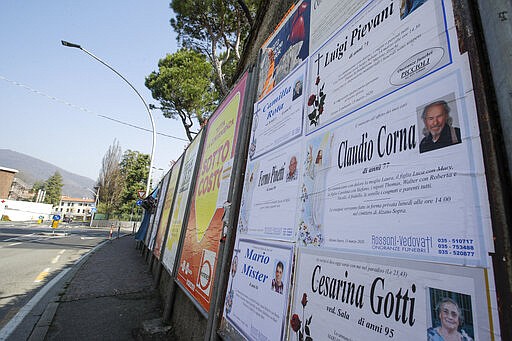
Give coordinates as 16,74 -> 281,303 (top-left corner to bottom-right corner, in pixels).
23,235 -> 169,340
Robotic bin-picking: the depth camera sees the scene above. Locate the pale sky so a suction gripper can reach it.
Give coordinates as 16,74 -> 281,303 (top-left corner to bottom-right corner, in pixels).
1,1 -> 189,185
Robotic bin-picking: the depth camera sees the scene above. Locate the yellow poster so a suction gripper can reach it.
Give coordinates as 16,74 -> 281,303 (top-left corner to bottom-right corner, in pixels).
195,93 -> 240,242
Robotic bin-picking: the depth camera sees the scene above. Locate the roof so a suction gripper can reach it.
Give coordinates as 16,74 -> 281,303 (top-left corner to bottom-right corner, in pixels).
60,196 -> 95,203
0,166 -> 19,173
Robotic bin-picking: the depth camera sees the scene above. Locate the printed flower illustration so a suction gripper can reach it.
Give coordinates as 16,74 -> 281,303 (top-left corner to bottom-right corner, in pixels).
291,292 -> 313,341
307,75 -> 326,126
291,314 -> 301,332
301,293 -> 308,307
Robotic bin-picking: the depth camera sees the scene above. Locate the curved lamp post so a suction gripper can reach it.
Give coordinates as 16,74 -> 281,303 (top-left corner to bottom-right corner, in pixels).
61,40 -> 155,197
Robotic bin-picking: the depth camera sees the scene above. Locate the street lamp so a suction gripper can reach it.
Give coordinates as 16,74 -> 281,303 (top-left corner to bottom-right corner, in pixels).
85,187 -> 100,227
61,40 -> 155,197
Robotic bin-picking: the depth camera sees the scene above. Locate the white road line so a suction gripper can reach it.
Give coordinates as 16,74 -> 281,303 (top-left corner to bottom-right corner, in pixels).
51,255 -> 61,264
8,242 -> 22,247
59,249 -> 66,255
0,268 -> 70,341
4,233 -> 36,242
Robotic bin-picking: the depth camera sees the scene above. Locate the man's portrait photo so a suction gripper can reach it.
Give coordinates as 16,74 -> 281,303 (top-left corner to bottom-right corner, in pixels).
286,155 -> 298,182
271,261 -> 284,294
427,288 -> 474,341
419,97 -> 462,154
292,78 -> 303,101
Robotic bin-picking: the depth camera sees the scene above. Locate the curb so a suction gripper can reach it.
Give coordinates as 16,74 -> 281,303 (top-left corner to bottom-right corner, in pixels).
24,239 -> 111,341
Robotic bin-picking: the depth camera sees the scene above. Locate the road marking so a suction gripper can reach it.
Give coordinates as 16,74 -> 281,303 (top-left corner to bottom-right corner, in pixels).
0,268 -> 70,340
4,233 -> 36,242
59,249 -> 66,254
34,268 -> 51,283
8,242 -> 22,247
51,255 -> 61,264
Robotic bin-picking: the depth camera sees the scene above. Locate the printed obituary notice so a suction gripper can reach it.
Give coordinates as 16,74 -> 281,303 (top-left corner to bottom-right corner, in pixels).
309,0 -> 367,52
289,248 -> 494,341
305,0 -> 452,133
250,62 -> 306,161
238,141 -> 302,241
297,70 -> 491,266
224,239 -> 293,341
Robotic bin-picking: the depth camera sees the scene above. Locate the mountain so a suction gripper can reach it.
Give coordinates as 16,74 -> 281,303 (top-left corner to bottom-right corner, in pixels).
0,149 -> 96,198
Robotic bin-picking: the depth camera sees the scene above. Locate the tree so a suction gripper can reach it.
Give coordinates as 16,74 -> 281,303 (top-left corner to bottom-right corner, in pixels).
97,140 -> 123,217
170,0 -> 260,96
118,150 -> 150,215
146,48 -> 217,140
44,172 -> 63,206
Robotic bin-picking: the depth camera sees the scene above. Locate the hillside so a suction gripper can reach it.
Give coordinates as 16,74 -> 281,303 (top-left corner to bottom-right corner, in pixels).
0,149 -> 96,198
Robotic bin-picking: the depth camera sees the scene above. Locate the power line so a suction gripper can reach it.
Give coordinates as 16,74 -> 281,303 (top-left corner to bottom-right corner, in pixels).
0,75 -> 189,142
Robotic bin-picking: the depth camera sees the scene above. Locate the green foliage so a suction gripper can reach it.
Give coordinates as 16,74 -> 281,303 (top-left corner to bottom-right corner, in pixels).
97,140 -> 123,217
146,48 -> 217,140
118,150 -> 150,215
43,172 -> 63,206
170,0 -> 260,95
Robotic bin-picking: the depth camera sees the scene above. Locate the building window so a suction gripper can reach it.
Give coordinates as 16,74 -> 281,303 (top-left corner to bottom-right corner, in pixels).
77,209 -> 81,213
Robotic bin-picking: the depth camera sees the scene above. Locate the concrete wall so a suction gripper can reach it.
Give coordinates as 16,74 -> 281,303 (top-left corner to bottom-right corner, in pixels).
0,199 -> 53,221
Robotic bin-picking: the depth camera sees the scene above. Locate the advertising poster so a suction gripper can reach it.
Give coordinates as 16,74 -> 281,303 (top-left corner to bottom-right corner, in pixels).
309,0 -> 367,52
224,239 -> 294,341
144,187 -> 160,248
305,0 -> 453,134
257,0 -> 310,100
162,132 -> 203,273
177,73 -> 248,312
148,173 -> 171,251
289,248 -> 494,340
250,62 -> 307,160
153,157 -> 183,260
297,67 -> 491,266
238,141 -> 302,241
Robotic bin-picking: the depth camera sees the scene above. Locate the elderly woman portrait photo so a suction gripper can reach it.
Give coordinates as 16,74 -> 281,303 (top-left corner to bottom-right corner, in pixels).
428,296 -> 474,341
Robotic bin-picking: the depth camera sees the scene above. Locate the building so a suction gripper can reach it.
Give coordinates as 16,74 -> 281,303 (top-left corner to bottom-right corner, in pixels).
8,177 -> 34,201
0,166 -> 18,199
53,195 -> 95,221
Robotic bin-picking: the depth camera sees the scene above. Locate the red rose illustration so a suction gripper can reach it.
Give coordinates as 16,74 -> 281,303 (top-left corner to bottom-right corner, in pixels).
308,94 -> 316,106
290,313 -> 302,332
301,293 -> 308,307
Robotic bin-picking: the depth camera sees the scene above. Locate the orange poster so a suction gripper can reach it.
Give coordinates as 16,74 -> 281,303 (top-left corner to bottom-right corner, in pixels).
177,72 -> 248,311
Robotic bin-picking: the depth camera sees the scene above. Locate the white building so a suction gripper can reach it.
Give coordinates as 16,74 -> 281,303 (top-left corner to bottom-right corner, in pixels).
53,196 -> 95,221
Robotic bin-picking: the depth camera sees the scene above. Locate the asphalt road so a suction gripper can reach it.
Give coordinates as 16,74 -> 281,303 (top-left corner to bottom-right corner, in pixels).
0,221 -> 110,330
